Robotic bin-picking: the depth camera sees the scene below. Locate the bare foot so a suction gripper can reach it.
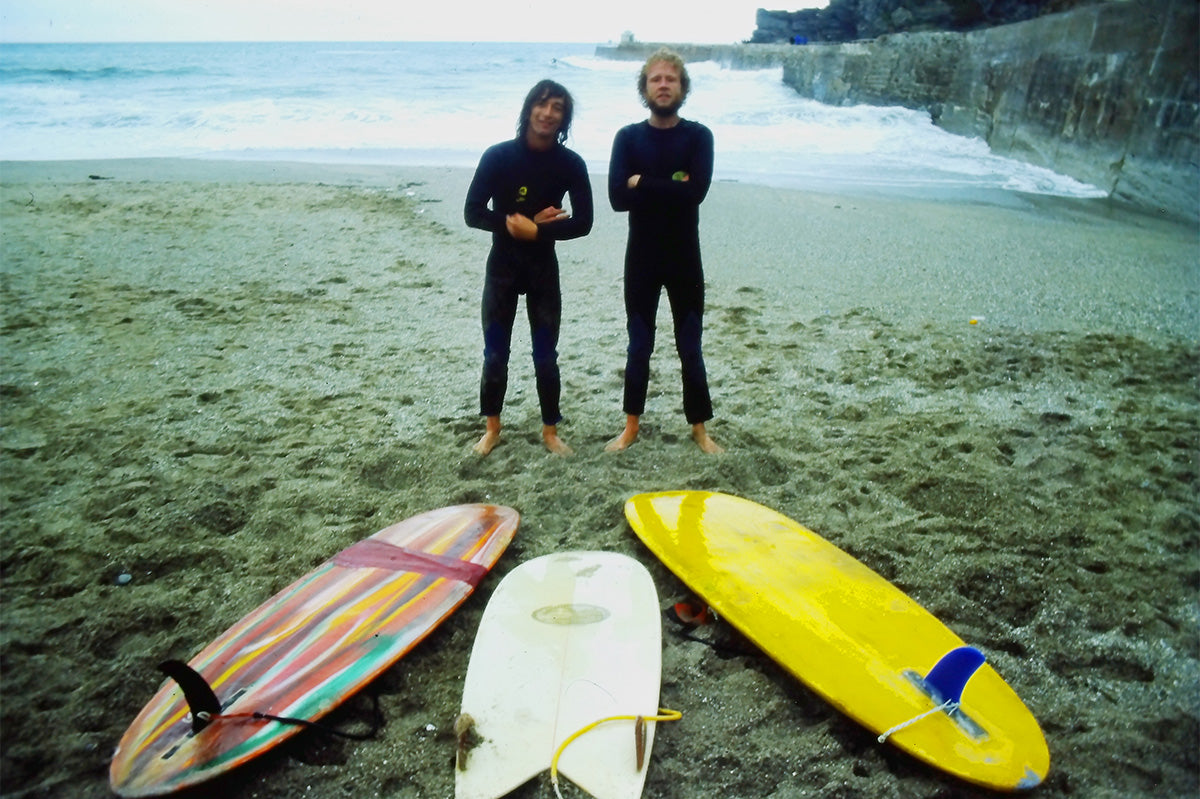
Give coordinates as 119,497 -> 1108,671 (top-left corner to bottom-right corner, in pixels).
605,415 -> 640,452
542,425 -> 573,455
604,431 -> 635,452
692,423 -> 724,454
473,416 -> 501,456
473,430 -> 501,456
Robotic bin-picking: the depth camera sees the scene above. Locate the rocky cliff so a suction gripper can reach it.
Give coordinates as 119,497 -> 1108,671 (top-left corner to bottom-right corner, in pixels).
596,0 -> 1198,222
777,0 -> 1198,220
751,0 -> 1102,43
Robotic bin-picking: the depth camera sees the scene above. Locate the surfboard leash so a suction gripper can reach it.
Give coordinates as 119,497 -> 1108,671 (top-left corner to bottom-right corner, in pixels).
158,659 -> 383,741
549,708 -> 682,799
207,706 -> 381,741
876,699 -> 958,743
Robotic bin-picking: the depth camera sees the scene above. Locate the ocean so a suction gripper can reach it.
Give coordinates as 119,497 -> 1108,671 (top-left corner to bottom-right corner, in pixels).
0,41 -> 1106,198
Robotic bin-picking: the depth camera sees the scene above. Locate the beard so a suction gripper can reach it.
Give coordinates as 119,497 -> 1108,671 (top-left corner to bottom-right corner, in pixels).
647,95 -> 684,118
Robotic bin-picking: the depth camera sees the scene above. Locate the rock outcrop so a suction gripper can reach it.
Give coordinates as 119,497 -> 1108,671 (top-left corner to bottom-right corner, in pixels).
751,0 -> 1102,43
778,0 -> 1198,220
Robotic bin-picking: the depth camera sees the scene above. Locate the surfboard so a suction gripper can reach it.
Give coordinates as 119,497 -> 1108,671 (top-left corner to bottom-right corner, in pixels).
109,504 -> 519,798
624,491 -> 1050,792
456,551 -> 666,799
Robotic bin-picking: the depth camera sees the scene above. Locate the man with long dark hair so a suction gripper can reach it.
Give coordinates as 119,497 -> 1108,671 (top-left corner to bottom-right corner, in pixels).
606,49 -> 722,453
465,80 -> 593,455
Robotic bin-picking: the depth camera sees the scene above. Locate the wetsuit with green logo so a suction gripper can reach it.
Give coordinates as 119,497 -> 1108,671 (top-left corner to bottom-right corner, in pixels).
608,118 -> 715,424
465,137 -> 593,425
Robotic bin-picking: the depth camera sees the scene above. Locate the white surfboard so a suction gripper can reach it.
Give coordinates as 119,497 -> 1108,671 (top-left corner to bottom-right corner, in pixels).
456,551 -> 664,799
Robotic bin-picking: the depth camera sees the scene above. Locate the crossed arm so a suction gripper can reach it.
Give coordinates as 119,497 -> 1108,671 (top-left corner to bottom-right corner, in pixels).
505,205 -> 569,240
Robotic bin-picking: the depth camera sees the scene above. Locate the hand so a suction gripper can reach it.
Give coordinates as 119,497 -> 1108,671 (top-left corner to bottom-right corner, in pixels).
626,174 -> 641,189
505,213 -> 538,241
533,206 -> 569,224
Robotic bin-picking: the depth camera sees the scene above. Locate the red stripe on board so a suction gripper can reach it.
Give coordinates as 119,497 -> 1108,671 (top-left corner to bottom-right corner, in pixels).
333,539 -> 489,586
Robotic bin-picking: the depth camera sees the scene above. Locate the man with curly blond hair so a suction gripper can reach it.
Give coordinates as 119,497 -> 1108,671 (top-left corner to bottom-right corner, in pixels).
606,49 -> 722,454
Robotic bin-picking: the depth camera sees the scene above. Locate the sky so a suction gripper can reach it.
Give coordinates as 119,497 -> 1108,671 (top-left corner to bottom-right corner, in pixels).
1,1 -> 827,44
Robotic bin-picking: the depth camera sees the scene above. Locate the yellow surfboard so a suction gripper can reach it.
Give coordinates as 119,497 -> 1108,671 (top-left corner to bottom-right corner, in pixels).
625,491 -> 1049,792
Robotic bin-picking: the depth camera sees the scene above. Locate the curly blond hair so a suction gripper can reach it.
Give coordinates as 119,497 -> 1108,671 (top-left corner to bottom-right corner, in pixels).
637,47 -> 690,104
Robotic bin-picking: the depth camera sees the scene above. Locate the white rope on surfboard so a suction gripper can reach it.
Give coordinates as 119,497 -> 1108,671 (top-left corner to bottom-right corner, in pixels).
877,699 -> 958,743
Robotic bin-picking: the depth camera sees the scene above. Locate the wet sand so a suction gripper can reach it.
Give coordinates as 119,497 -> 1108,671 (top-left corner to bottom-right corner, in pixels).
1,158 -> 1197,798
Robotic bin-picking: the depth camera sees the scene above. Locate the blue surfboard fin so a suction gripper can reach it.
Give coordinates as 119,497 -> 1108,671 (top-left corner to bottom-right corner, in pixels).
923,645 -> 986,705
887,646 -> 989,743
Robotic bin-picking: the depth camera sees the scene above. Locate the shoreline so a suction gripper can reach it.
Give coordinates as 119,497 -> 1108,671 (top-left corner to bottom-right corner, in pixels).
0,151 -> 1130,217
1,158 -> 1197,798
5,155 -> 1190,257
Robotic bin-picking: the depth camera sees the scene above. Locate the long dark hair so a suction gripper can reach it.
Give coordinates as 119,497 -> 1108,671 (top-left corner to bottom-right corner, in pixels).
517,79 -> 574,144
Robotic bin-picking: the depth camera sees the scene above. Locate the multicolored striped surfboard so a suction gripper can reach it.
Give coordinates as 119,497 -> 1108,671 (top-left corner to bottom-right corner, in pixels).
109,504 -> 519,797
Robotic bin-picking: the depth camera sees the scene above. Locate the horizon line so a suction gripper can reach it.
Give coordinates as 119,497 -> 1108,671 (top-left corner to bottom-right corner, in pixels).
0,37 -> 752,46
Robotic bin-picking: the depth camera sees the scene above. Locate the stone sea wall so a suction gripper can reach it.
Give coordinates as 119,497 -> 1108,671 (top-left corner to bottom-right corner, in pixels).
597,0 -> 1198,222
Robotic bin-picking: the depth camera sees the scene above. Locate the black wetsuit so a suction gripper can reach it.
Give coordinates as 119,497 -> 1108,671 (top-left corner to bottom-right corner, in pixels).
465,137 -> 593,425
608,118 -> 714,424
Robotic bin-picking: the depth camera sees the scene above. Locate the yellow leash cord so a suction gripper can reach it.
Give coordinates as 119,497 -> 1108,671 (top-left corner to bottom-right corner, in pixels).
550,708 -> 682,799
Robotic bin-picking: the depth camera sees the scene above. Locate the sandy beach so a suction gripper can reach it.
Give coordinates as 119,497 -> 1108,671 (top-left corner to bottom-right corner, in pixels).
1,158 -> 1196,799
